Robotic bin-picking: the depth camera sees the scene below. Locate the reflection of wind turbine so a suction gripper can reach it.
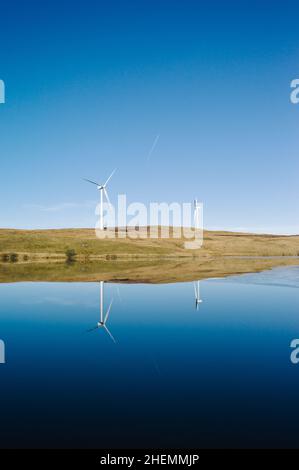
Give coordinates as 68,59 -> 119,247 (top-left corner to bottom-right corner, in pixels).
194,280 -> 203,310
87,281 -> 116,343
83,169 -> 116,230
194,199 -> 201,229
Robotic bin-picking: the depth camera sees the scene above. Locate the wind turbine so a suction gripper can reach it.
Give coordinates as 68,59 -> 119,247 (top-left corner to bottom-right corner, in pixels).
194,280 -> 203,310
83,169 -> 116,230
87,281 -> 116,343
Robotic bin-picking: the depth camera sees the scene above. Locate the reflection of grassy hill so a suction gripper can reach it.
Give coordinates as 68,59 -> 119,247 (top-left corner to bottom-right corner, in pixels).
1,228 -> 299,260
1,257 -> 299,284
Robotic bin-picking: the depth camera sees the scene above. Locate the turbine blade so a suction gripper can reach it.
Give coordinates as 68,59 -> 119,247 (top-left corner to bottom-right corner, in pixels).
83,178 -> 100,186
194,282 -> 197,299
103,325 -> 116,343
104,299 -> 114,324
86,325 -> 99,333
104,168 -> 117,187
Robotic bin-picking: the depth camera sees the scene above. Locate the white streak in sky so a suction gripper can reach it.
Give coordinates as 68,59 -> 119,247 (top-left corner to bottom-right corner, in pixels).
147,134 -> 160,161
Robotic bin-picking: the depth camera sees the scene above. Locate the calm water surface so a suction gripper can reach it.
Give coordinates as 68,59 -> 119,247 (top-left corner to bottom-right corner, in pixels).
0,266 -> 299,448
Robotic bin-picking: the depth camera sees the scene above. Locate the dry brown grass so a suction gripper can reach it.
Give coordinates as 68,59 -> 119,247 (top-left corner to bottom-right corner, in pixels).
1,227 -> 299,259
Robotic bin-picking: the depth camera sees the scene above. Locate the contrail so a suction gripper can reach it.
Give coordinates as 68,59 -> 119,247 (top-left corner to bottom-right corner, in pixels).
147,134 -> 160,161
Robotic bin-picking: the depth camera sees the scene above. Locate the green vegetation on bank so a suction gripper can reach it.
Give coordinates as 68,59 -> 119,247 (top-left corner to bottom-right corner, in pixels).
0,256 -> 299,284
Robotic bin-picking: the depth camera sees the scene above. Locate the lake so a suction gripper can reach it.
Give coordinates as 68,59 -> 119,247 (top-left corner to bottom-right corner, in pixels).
0,265 -> 299,448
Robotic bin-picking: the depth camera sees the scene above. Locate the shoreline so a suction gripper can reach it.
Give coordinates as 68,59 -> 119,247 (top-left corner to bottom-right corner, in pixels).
1,228 -> 299,283
1,255 -> 299,284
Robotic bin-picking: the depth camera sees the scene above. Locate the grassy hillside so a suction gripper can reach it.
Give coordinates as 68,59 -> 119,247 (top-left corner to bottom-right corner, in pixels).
1,228 -> 299,261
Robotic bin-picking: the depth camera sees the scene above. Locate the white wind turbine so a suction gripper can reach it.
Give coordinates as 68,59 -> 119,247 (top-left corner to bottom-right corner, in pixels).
87,281 -> 116,343
83,168 -> 116,230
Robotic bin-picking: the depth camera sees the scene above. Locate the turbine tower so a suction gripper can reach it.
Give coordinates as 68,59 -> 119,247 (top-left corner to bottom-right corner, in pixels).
83,168 -> 116,230
194,280 -> 203,310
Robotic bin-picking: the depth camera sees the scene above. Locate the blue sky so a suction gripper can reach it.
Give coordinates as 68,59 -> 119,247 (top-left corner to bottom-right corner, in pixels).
0,0 -> 299,233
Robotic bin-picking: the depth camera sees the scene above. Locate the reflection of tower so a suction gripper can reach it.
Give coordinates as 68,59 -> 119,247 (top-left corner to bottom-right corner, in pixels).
194,280 -> 203,310
0,339 -> 5,364
87,281 -> 116,343
194,199 -> 201,229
